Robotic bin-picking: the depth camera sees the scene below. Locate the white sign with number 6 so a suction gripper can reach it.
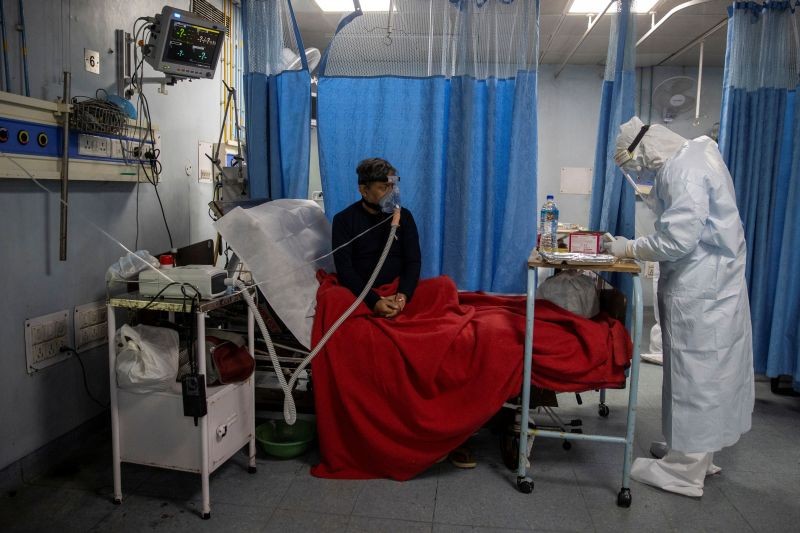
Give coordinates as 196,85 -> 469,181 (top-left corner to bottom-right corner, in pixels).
84,48 -> 100,74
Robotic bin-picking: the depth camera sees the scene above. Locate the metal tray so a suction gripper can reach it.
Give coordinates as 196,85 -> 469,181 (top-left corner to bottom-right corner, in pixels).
538,251 -> 618,266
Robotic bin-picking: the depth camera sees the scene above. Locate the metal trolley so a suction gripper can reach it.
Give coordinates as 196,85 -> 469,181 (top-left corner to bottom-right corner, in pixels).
515,250 -> 643,508
107,291 -> 257,519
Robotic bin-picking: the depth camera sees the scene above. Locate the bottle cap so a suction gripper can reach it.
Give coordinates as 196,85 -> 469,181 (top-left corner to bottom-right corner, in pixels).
159,254 -> 175,268
546,195 -> 554,200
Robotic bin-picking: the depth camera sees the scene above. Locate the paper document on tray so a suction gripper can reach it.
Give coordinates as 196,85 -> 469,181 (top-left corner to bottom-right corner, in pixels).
624,172 -> 653,196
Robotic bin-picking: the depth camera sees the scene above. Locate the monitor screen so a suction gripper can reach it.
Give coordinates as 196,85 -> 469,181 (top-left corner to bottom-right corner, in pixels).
162,18 -> 223,70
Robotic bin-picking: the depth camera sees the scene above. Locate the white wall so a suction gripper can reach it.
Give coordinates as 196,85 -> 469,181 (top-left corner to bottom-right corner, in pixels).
0,0 -> 224,470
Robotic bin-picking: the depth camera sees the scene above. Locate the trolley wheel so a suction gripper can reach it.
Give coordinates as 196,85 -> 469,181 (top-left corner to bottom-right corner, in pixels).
248,466 -> 257,474
598,404 -> 610,418
113,497 -> 122,505
516,477 -> 534,494
562,440 -> 572,451
617,488 -> 632,508
202,512 -> 211,520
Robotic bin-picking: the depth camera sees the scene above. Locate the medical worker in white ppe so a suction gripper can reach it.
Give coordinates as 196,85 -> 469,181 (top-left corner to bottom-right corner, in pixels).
605,116 -> 754,498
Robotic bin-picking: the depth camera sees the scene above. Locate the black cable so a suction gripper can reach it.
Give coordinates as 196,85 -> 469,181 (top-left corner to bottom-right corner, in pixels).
141,281 -> 182,310
179,284 -> 201,376
60,347 -> 109,409
139,159 -> 173,249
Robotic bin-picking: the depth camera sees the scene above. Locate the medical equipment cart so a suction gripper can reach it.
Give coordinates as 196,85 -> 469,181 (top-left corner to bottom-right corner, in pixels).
107,291 -> 256,519
516,251 -> 642,507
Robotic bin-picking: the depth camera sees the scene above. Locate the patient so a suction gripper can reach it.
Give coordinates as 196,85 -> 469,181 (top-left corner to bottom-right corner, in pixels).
331,158 -> 421,319
330,157 -> 477,469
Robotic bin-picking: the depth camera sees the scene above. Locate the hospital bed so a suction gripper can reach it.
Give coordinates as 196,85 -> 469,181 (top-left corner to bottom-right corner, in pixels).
516,251 -> 642,507
214,200 -> 638,487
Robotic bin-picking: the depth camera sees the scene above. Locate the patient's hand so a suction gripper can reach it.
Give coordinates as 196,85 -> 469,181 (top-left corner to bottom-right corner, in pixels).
374,298 -> 400,318
393,293 -> 407,312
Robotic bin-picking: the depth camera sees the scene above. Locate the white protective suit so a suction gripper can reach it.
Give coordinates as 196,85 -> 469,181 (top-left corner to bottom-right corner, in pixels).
613,117 -> 754,496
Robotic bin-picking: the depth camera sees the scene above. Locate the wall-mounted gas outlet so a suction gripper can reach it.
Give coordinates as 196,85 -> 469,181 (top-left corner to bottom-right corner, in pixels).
25,310 -> 72,374
74,301 -> 108,353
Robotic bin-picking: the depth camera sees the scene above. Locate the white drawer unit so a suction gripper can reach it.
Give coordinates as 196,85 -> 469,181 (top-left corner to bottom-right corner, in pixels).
117,380 -> 253,474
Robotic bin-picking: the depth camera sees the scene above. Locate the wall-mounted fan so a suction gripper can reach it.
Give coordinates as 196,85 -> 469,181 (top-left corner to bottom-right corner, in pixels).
652,76 -> 697,123
281,47 -> 322,74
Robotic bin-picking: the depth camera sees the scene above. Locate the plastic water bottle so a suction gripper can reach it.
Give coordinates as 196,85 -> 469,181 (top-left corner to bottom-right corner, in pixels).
539,195 -> 559,252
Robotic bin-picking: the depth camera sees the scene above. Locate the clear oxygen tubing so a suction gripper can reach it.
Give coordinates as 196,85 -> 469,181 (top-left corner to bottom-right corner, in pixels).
231,208 -> 402,425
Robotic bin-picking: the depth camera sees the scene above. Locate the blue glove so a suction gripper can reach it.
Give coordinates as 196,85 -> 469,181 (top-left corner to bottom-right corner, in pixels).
603,236 -> 635,258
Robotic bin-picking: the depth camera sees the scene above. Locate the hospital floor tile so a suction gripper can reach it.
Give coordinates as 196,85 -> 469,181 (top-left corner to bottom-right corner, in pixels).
278,476 -> 363,515
573,463 -> 675,533
90,493 -> 269,532
351,476 -> 438,522
348,515 -> 433,532
433,524 -> 555,533
717,469 -> 800,533
433,460 -> 594,531
265,508 -> 350,532
0,484 -> 116,532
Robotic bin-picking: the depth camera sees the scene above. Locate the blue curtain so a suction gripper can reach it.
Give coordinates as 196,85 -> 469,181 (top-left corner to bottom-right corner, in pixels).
719,1 -> 800,390
242,0 -> 310,200
588,1 -> 636,309
317,1 -> 538,293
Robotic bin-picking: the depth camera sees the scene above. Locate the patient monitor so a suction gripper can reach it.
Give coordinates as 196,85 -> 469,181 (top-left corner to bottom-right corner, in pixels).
144,6 -> 226,80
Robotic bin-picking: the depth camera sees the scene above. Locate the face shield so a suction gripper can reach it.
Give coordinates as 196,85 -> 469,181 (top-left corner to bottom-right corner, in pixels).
614,123 -> 650,175
614,123 -> 659,200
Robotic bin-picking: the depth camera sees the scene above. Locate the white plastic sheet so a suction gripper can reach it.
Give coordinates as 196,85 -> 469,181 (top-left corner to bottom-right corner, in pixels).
214,199 -> 334,348
115,324 -> 180,393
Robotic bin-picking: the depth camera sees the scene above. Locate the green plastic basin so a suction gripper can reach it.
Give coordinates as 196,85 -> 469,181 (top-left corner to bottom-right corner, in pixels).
255,419 -> 316,459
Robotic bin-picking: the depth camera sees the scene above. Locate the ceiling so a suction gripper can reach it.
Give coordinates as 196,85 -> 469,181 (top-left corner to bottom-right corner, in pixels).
290,0 -> 732,69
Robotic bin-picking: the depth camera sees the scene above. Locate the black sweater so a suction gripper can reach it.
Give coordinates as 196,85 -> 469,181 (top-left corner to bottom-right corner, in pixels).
331,201 -> 421,309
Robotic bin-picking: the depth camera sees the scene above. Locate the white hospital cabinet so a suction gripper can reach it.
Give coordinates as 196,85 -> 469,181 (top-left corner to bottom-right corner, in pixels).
107,291 -> 256,519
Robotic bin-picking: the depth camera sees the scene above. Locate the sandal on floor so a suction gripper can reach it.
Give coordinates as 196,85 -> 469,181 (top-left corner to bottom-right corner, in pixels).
449,446 -> 477,469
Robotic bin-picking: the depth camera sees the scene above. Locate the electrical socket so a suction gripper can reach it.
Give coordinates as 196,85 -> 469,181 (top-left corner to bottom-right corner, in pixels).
25,310 -> 72,374
78,134 -> 111,158
74,301 -> 108,353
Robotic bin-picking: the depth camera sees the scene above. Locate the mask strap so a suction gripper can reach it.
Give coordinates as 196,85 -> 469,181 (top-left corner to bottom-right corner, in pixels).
627,124 -> 650,153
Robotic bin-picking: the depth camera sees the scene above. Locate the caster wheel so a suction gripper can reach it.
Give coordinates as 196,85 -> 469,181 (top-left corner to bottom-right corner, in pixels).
562,440 -> 572,451
598,404 -> 610,418
516,477 -> 534,494
248,466 -> 257,474
202,512 -> 211,520
113,498 -> 122,505
617,488 -> 632,508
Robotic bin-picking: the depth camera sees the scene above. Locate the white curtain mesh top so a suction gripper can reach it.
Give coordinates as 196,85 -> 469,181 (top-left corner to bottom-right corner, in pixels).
322,0 -> 538,79
245,0 -> 303,76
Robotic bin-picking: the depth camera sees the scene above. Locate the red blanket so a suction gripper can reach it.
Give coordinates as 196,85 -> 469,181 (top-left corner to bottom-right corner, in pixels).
310,272 -> 631,480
